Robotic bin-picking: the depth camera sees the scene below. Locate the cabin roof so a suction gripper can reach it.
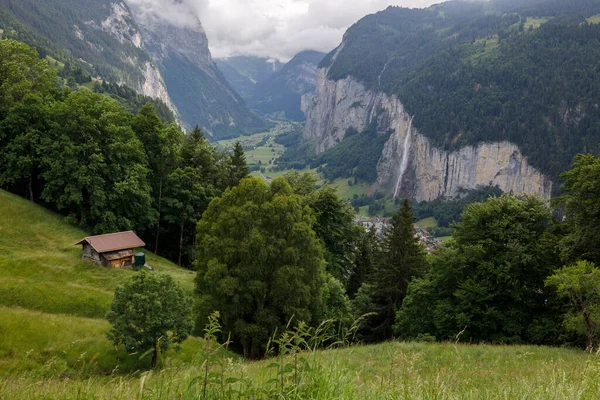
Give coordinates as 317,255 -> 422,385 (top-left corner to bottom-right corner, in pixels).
75,231 -> 145,253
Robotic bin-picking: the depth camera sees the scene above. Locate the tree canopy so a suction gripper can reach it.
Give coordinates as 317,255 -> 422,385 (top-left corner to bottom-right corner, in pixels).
195,177 -> 326,358
106,272 -> 193,369
395,195 -> 562,344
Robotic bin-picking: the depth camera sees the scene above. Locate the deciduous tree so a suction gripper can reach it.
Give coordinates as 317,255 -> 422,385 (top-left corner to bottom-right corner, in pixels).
106,273 -> 193,369
195,177 -> 325,358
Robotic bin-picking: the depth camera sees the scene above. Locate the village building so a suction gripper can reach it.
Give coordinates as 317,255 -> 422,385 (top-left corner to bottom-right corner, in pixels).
75,231 -> 145,268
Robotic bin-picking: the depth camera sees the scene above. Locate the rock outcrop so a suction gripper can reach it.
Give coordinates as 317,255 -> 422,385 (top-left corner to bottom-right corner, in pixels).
303,67 -> 553,201
99,2 -> 175,110
126,0 -> 267,136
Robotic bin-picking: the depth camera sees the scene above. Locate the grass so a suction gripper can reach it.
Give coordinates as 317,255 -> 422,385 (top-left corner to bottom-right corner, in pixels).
587,14 -> 600,25
1,191 -> 600,399
0,189 -> 198,375
525,17 -> 550,30
415,217 -> 439,229
437,235 -> 453,244
2,339 -> 599,399
45,56 -> 64,70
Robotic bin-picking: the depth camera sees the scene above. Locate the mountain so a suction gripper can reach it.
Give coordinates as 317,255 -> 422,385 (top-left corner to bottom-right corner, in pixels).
127,1 -> 269,138
250,50 -> 326,121
0,0 -> 174,108
302,0 -> 600,201
215,56 -> 283,99
0,0 -> 268,138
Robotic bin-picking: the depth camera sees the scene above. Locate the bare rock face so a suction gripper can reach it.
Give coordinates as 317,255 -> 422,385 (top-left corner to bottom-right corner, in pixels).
303,67 -> 553,201
100,2 -> 176,111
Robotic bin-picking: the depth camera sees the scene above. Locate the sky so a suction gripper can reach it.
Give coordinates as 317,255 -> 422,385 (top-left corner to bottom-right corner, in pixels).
129,0 -> 442,61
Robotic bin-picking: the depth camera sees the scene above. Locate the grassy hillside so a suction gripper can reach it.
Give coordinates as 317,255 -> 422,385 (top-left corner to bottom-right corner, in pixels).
2,340 -> 599,398
0,190 -> 199,374
1,190 -> 599,398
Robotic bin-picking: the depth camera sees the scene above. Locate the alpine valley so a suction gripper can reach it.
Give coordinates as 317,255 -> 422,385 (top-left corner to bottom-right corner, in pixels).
0,0 -> 268,138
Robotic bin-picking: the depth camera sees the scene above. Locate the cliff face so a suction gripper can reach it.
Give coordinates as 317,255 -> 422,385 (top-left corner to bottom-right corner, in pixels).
126,0 -> 268,137
98,2 -> 175,109
304,68 -> 553,201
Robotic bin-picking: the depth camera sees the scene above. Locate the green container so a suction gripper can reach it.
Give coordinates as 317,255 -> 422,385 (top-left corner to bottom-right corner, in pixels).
133,252 -> 146,270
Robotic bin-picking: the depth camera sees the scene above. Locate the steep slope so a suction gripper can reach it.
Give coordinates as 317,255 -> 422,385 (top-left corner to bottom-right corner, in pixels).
126,0 -> 269,138
251,50 -> 326,121
303,0 -> 600,200
215,56 -> 283,99
0,0 -> 175,109
0,189 -> 202,374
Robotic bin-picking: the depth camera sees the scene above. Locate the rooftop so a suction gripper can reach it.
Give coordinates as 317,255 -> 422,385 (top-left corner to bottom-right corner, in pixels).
75,231 -> 145,253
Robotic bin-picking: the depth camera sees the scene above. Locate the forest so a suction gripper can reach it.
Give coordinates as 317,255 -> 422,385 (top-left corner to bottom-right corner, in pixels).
0,39 -> 249,268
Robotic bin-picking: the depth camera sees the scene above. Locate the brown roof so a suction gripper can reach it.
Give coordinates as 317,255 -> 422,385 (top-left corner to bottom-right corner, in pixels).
75,231 -> 145,253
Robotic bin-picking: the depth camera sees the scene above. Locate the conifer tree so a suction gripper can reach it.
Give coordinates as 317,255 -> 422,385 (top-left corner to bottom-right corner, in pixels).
370,199 -> 427,340
227,141 -> 250,188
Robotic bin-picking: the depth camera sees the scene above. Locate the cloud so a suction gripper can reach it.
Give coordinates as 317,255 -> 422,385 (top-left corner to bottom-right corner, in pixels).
129,0 -> 442,61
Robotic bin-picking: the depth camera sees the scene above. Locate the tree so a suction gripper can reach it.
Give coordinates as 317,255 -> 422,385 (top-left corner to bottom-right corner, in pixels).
132,105 -> 182,254
181,125 -> 222,188
0,95 -> 50,201
282,173 -> 360,286
309,187 -> 360,284
226,141 -> 250,188
554,154 -> 600,265
347,227 -> 381,298
40,91 -> 155,233
106,272 -> 193,369
395,195 -> 562,344
368,199 -> 427,341
195,177 -> 326,358
162,167 -> 214,266
546,261 -> 600,351
0,40 -> 56,120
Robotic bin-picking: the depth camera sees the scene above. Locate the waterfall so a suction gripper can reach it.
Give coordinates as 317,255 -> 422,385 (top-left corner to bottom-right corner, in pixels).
378,59 -> 392,88
394,116 -> 413,198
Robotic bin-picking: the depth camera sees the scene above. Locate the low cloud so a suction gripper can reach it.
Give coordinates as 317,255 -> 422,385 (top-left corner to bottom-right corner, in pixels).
128,0 -> 441,61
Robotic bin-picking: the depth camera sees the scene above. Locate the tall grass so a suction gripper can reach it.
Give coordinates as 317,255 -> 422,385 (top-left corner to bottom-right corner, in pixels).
2,313 -> 600,399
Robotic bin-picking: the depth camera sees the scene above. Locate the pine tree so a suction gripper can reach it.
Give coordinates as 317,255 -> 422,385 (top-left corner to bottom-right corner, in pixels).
371,199 -> 427,340
227,141 -> 250,188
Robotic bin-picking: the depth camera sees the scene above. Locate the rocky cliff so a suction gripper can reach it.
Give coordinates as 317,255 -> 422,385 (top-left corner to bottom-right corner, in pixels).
99,2 -> 175,110
126,0 -> 268,137
304,67 -> 553,201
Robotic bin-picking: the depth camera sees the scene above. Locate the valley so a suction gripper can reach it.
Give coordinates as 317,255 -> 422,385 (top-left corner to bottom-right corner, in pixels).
2,0 -> 600,398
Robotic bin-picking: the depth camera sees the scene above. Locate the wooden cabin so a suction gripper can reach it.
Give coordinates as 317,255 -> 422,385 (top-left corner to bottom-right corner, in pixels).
75,231 -> 145,268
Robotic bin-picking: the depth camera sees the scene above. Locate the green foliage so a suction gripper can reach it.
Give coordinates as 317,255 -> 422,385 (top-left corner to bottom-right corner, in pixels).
195,177 -> 326,358
106,272 -> 193,369
308,187 -> 359,283
347,228 -> 381,298
396,195 -> 562,344
0,39 -> 56,118
554,154 -> 600,265
319,0 -> 600,182
226,141 -> 250,188
312,123 -> 392,182
0,0 -> 152,91
363,199 -> 427,341
94,80 -> 175,124
0,40 -> 240,268
546,261 -> 600,350
40,90 -> 155,234
411,186 -> 504,228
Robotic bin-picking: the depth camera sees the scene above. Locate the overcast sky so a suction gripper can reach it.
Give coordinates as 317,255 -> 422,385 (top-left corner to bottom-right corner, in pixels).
130,0 -> 442,61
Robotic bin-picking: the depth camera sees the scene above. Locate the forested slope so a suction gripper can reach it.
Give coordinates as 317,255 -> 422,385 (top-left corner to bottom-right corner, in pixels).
315,0 -> 600,181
